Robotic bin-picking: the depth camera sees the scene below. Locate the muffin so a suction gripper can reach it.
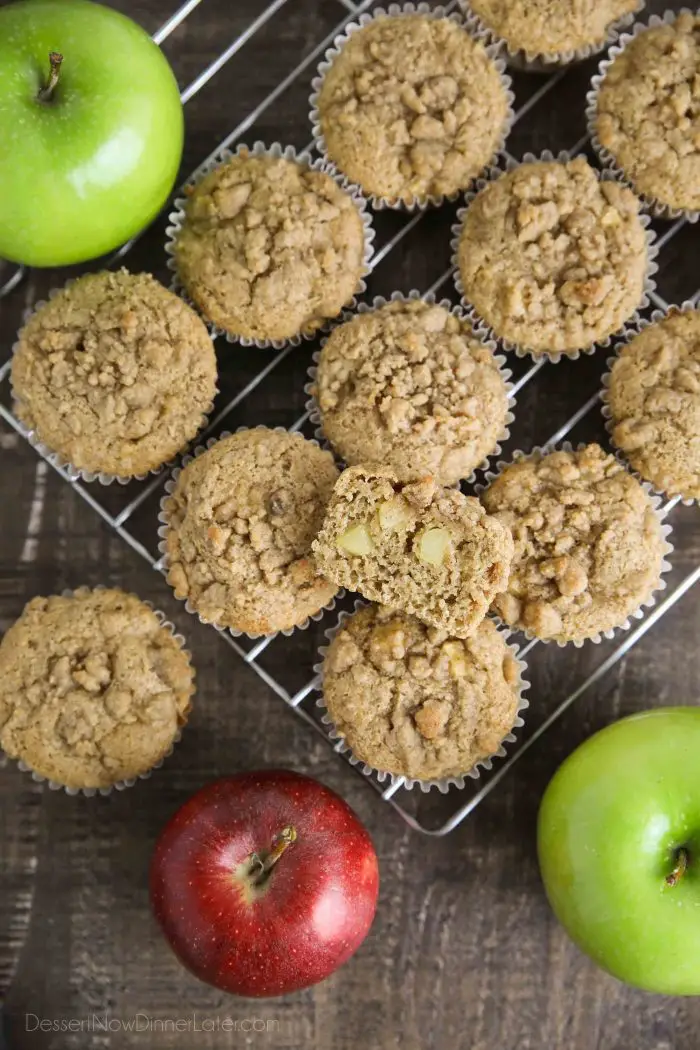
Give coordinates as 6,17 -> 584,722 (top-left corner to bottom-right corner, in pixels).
164,429 -> 339,635
456,156 -> 649,357
322,604 -> 523,781
11,270 -> 217,479
314,299 -> 510,486
0,588 -> 194,791
594,13 -> 700,215
314,13 -> 510,205
606,308 -> 700,502
481,444 -> 667,643
465,0 -> 641,59
312,466 -> 514,638
172,151 -> 368,342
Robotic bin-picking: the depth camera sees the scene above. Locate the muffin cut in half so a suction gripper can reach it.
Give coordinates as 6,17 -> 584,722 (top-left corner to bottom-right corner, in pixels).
312,466 -> 514,637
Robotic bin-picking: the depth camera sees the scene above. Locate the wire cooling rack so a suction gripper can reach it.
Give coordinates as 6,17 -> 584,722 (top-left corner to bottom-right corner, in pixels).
0,0 -> 698,834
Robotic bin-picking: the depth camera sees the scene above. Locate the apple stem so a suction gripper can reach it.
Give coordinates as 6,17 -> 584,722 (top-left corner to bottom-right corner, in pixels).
38,52 -> 63,103
249,826 -> 297,884
666,847 -> 689,888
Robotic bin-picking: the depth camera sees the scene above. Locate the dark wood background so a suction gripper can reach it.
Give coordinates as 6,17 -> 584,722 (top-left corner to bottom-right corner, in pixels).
1,0 -> 699,1046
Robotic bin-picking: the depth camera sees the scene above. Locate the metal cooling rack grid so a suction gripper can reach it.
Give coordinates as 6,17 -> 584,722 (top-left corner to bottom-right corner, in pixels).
0,0 -> 698,834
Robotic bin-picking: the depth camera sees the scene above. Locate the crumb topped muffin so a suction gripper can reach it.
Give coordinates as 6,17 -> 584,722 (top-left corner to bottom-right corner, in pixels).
607,308 -> 700,501
456,157 -> 649,356
315,14 -> 509,204
0,588 -> 194,790
322,604 -> 522,781
312,466 -> 514,638
164,429 -> 340,635
466,0 -> 640,59
595,13 -> 700,214
173,152 -> 368,342
481,443 -> 667,642
11,270 -> 217,478
314,299 -> 510,486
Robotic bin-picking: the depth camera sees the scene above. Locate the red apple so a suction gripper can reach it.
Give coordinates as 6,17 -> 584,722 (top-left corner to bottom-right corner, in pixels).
149,770 -> 379,997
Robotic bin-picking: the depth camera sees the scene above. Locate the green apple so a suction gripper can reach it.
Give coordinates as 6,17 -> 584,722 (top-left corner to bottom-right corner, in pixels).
538,708 -> 700,995
0,0 -> 184,266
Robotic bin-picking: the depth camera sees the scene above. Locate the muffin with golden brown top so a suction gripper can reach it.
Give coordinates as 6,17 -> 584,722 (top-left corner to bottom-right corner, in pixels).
481,443 -> 667,643
0,588 -> 194,791
12,270 -> 217,479
173,152 -> 368,342
606,309 -> 700,502
314,299 -> 510,486
594,13 -> 700,214
164,429 -> 340,635
322,604 -> 523,781
315,13 -> 510,205
456,157 -> 649,357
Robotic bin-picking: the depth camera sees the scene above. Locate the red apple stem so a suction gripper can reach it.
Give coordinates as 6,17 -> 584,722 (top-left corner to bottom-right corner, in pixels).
38,52 -> 63,103
665,846 -> 689,888
249,825 -> 297,884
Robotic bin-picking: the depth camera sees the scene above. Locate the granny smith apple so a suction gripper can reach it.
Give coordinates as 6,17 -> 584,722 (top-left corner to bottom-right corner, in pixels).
538,708 -> 700,995
0,0 -> 184,267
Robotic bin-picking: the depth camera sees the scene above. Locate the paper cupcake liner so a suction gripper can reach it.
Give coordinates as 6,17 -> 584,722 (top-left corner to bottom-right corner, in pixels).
586,11 -> 700,225
165,141 -> 375,349
312,599 -> 530,793
457,0 -> 644,73
158,426 -> 344,641
3,586 -> 192,797
475,442 -> 675,648
450,149 -> 660,363
309,3 -> 515,211
10,290 -> 218,486
600,302 -> 699,507
303,289 -> 517,485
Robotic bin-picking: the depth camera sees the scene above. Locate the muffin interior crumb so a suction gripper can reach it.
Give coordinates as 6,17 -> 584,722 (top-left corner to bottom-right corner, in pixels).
312,466 -> 513,638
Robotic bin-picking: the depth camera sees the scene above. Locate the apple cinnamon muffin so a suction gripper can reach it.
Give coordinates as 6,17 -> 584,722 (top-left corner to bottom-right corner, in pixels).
312,466 -> 514,638
465,0 -> 640,58
0,588 -> 194,791
11,270 -> 217,478
594,13 -> 700,214
481,444 -> 667,643
172,151 -> 368,342
322,604 -> 523,781
606,309 -> 700,502
315,13 -> 510,204
314,299 -> 510,486
456,157 -> 649,356
164,429 -> 339,635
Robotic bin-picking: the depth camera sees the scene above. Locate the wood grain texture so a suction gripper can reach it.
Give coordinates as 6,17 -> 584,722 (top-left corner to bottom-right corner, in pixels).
0,0 -> 699,1047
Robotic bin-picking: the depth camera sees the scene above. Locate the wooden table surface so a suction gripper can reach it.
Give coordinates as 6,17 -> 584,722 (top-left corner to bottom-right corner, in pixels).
1,0 -> 699,1046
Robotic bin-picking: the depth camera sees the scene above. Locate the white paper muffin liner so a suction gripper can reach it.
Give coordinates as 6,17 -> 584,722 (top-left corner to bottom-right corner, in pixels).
309,3 -> 515,211
157,426 -> 344,641
600,302 -> 699,506
586,11 -> 700,225
450,149 -> 660,363
475,442 -> 675,647
10,288 -> 218,486
303,290 -> 517,485
458,0 -> 644,73
1,586 -> 192,797
164,141 -> 375,349
312,599 -> 530,793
